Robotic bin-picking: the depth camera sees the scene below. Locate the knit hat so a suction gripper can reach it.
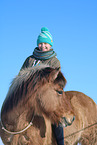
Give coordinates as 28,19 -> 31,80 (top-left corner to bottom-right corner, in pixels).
37,27 -> 53,46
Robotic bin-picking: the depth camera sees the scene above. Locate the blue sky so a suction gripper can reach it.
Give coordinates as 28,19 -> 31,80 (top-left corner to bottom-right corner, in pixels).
0,0 -> 97,144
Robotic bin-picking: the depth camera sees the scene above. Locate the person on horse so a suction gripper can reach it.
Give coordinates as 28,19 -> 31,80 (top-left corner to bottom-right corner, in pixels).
20,27 -> 64,145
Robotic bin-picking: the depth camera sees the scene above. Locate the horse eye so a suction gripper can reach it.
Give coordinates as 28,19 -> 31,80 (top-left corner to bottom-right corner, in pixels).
56,90 -> 63,95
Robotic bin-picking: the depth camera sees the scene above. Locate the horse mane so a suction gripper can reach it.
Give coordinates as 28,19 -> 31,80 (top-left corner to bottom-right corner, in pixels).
1,64 -> 67,114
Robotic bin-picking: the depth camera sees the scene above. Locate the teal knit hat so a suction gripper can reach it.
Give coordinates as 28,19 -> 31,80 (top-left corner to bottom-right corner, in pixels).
37,27 -> 53,46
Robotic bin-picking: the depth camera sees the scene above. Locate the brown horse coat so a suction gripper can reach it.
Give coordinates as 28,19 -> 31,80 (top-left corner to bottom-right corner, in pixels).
64,91 -> 97,145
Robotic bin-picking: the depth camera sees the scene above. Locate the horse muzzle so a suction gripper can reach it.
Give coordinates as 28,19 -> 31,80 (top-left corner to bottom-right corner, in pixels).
59,116 -> 75,127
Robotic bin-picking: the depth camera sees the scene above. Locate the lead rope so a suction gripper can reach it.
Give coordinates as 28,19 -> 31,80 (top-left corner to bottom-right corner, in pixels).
0,112 -> 34,135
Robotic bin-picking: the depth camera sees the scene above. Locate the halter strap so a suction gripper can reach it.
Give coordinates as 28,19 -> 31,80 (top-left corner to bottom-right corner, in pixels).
0,112 -> 34,135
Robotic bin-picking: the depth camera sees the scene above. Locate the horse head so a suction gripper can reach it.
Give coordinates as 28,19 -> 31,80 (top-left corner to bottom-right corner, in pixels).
20,65 -> 74,127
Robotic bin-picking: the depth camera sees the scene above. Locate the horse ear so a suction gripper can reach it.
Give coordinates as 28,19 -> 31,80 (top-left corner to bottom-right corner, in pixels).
50,67 -> 60,82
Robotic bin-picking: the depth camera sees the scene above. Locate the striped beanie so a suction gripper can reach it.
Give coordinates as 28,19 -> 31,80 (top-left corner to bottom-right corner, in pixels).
37,27 -> 53,46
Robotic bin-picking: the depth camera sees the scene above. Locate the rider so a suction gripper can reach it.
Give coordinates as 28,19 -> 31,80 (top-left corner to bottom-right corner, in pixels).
20,27 -> 64,145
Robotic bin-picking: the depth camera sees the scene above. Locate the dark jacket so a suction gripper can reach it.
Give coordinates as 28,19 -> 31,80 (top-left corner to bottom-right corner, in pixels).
20,47 -> 60,70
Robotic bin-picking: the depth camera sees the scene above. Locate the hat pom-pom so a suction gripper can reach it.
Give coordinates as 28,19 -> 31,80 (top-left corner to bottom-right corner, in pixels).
41,27 -> 49,32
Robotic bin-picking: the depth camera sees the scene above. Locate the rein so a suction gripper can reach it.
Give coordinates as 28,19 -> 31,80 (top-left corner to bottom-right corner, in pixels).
0,112 -> 34,135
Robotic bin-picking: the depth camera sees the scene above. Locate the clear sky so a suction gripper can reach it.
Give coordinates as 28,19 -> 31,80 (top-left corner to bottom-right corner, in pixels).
0,0 -> 97,144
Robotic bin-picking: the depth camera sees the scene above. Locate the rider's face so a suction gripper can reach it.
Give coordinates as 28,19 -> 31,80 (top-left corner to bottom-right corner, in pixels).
38,43 -> 51,51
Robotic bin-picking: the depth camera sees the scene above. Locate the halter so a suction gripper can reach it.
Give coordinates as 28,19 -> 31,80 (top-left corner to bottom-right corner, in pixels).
0,112 -> 34,135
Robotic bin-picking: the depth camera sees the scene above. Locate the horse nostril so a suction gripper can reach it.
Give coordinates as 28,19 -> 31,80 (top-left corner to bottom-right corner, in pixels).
72,116 -> 75,122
